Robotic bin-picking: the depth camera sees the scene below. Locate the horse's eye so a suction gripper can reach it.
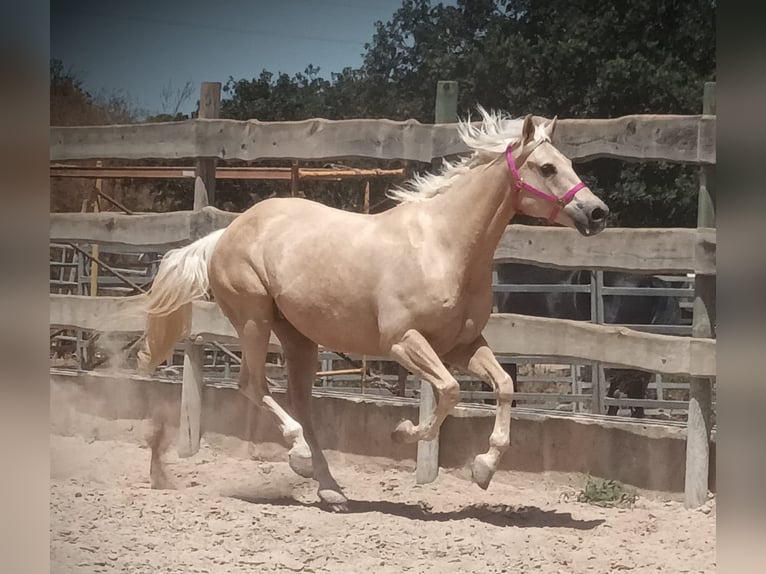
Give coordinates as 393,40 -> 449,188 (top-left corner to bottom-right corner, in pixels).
541,163 -> 556,177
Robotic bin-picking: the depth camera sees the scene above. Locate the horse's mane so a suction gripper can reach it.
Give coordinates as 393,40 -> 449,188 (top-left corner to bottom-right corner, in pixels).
387,106 -> 548,204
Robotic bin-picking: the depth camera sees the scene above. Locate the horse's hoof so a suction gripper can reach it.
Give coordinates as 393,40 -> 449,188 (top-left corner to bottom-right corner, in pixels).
471,453 -> 496,490
150,461 -> 175,490
319,489 -> 348,512
325,502 -> 349,513
391,419 -> 417,444
288,445 -> 314,479
150,471 -> 175,490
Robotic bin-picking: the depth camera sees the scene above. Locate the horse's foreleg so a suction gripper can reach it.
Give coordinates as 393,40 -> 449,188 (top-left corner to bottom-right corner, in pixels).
444,336 -> 514,490
389,329 -> 460,444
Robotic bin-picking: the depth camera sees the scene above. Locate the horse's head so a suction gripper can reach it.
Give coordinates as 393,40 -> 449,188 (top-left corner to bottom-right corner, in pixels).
508,114 -> 609,236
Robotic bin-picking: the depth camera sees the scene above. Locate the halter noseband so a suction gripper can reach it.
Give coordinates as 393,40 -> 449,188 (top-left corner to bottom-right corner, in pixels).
505,143 -> 586,223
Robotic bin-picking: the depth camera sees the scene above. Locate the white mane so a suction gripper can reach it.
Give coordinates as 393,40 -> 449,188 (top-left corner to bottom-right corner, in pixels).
387,105 -> 549,204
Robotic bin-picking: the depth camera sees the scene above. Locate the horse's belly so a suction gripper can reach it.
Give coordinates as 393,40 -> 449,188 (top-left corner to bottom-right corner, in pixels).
274,294 -> 385,356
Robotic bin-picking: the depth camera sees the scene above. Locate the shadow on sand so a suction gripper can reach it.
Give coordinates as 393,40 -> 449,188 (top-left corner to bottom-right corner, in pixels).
229,493 -> 605,530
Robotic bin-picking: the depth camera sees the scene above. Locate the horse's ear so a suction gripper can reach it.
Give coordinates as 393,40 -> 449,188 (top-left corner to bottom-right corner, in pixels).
544,115 -> 557,138
521,114 -> 535,143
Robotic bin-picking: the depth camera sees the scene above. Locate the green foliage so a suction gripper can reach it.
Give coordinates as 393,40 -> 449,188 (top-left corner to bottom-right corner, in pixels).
352,0 -> 715,226
221,65 -> 333,121
50,60 -> 192,213
576,476 -> 638,508
51,59 -> 146,212
216,0 -> 715,225
57,0 -> 717,222
218,66 -> 409,213
145,112 -> 189,123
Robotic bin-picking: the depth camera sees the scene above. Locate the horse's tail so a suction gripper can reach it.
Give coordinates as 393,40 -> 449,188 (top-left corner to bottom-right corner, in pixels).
137,228 -> 226,372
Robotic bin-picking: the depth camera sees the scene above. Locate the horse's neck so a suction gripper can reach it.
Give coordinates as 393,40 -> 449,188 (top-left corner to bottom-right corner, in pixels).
425,158 -> 516,273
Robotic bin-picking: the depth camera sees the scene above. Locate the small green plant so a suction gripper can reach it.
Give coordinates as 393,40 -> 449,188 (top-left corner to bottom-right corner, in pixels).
576,476 -> 638,508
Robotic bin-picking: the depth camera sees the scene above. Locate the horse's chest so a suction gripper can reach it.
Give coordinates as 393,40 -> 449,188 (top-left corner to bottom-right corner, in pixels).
422,313 -> 485,355
418,294 -> 490,351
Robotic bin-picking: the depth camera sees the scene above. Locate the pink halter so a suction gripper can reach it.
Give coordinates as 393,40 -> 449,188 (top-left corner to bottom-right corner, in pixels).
505,143 -> 586,223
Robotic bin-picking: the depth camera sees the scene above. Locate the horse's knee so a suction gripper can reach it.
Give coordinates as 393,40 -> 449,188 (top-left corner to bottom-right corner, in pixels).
442,378 -> 461,406
489,426 -> 511,450
496,374 -> 514,403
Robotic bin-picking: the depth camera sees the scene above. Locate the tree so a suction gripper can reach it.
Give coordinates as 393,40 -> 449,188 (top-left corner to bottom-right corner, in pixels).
215,66 -> 406,213
221,65 -> 332,121
195,0 -> 719,224
51,60 -> 192,213
351,0 -> 716,226
50,58 -> 138,127
51,59 -> 147,212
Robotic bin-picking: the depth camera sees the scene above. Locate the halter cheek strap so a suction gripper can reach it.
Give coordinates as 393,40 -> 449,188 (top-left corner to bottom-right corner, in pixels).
506,144 -> 586,223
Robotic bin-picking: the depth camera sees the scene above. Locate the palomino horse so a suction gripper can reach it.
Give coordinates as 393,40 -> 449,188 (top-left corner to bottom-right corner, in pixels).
137,108 -> 609,509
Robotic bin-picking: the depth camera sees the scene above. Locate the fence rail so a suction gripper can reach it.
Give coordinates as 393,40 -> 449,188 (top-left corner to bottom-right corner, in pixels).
51,114 -> 715,164
49,86 -> 716,506
50,207 -> 716,274
49,294 -> 715,377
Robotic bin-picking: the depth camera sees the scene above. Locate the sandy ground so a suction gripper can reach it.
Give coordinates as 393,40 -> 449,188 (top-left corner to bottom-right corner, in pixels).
51,421 -> 716,574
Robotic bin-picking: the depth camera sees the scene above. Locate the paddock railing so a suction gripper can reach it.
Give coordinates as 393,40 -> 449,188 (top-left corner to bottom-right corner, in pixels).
49,81 -> 716,506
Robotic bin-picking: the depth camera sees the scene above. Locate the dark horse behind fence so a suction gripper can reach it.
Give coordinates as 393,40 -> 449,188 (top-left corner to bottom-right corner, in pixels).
492,262 -> 684,417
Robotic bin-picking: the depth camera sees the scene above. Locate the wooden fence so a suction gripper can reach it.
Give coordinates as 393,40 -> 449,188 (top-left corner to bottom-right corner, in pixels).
49,81 -> 716,507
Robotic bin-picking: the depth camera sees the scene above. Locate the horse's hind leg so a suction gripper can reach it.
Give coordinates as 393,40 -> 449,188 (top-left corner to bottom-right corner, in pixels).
148,412 -> 174,489
234,313 -> 315,479
273,318 -> 348,510
212,277 -> 313,479
210,253 -> 312,477
145,385 -> 176,489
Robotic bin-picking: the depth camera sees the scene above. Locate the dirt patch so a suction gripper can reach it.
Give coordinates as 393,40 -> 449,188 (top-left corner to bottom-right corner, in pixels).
51,416 -> 715,574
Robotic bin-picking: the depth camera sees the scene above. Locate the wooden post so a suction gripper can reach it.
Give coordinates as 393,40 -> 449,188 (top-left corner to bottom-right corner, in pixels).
685,81 -> 716,508
193,82 -> 221,209
360,180 -> 370,394
180,81 -> 220,457
178,341 -> 205,458
416,80 -> 459,484
434,80 -> 458,128
291,161 -> 299,197
590,270 -> 606,414
571,364 -> 580,413
416,381 -> 439,484
89,161 -> 102,296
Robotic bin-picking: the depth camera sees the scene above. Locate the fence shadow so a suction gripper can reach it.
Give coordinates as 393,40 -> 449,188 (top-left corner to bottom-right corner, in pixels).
229,493 -> 605,530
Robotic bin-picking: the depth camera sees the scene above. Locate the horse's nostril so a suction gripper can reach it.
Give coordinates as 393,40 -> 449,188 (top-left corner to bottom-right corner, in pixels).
590,207 -> 606,221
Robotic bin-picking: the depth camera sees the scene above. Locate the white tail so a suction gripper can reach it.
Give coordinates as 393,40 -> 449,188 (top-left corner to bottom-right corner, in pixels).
137,229 -> 225,371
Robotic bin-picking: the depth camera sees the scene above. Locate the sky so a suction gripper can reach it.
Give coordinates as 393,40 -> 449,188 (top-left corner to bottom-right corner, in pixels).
51,0 -> 411,117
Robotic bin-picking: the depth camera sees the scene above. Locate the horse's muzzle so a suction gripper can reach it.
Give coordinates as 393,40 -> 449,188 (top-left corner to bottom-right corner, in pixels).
569,200 -> 609,237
